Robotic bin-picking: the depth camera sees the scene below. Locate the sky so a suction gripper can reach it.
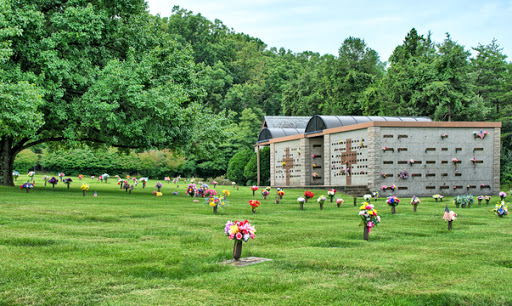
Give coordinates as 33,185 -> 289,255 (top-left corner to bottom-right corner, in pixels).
146,0 -> 512,62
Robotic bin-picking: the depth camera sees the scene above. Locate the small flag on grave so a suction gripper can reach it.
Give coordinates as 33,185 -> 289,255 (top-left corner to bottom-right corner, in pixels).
443,205 -> 451,221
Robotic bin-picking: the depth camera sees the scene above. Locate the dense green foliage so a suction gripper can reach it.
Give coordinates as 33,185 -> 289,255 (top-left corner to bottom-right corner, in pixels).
1,178 -> 511,304
3,2 -> 512,182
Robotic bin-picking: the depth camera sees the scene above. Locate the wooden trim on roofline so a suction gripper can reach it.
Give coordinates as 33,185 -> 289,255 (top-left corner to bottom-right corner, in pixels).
263,121 -> 502,144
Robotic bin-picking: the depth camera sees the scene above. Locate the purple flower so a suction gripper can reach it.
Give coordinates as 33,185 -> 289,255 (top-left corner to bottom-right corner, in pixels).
48,177 -> 58,184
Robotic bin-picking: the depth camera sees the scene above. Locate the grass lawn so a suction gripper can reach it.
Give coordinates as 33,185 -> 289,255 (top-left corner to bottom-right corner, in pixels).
1,176 -> 511,305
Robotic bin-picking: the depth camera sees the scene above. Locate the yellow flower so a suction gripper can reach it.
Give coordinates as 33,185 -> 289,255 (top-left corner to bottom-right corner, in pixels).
229,225 -> 238,235
209,201 -> 216,207
156,192 -> 162,197
359,205 -> 366,210
80,184 -> 89,191
373,209 -> 377,214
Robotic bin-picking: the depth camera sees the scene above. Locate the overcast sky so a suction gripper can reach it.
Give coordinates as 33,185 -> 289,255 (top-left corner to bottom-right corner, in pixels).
146,0 -> 512,62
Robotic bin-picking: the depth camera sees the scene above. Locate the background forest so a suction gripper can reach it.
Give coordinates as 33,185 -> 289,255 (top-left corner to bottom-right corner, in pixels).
13,6 -> 512,186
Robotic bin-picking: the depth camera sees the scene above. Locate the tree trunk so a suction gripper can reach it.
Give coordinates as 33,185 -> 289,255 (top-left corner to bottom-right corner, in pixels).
0,138 -> 15,186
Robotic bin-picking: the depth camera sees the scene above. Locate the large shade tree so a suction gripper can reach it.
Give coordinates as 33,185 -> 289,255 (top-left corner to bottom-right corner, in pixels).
0,0 -> 224,186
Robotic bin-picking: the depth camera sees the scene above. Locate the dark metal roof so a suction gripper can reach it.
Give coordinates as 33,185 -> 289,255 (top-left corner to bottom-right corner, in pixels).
305,115 -> 432,133
258,128 -> 305,142
262,116 -> 311,130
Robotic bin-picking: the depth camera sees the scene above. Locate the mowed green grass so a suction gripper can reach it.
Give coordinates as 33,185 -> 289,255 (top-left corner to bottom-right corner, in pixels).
1,177 -> 511,305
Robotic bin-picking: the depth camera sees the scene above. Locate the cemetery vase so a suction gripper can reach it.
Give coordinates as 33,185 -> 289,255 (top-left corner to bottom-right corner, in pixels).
60,177 -> 62,182
300,203 -> 303,211
275,197 -> 279,204
129,190 -> 131,194
252,208 -> 255,214
478,199 -> 482,205
120,184 -> 123,189
125,188 -> 128,192
143,183 -> 146,189
44,181 -> 47,186
499,214 -> 503,218
233,240 -> 243,261
353,198 -> 357,206
263,196 -> 266,200
224,196 -> 227,201
330,197 -> 333,203
52,184 -> 55,190
15,177 -> 17,182
252,190 -> 255,196
413,204 -> 417,212
337,203 -> 340,208
319,203 -> 323,210
448,221 -> 452,230
305,198 -> 308,203
391,206 -> 396,214
435,198 -> 438,202
455,204 -> 460,208
237,186 -> 239,191
105,178 -> 108,183
486,200 -> 490,205
67,184 -> 70,189
158,187 -> 161,192
213,205 -> 218,215
83,190 -> 86,196
280,196 -> 283,200
26,188 -> 29,193
363,225 -> 369,241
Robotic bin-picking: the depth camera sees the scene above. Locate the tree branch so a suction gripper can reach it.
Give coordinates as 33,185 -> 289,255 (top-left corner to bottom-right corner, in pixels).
14,137 -> 143,154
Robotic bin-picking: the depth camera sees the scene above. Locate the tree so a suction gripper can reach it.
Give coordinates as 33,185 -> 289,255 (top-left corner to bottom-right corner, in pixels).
0,0 -> 225,186
226,149 -> 253,185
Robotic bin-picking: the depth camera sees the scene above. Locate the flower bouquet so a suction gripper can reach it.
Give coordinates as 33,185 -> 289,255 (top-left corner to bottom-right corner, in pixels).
499,191 -> 506,200
297,196 -> 306,210
78,174 -> 83,181
48,177 -> 58,189
277,190 -> 284,200
63,178 -> 73,189
123,181 -> 131,193
102,173 -> 110,183
58,172 -> 65,182
225,220 -> 256,260
484,195 -> 491,205
28,171 -> 35,181
410,196 -> 420,212
477,195 -> 484,205
43,175 -> 49,186
80,183 -> 89,196
249,200 -> 261,214
205,189 -> 217,198
222,189 -> 230,200
155,182 -> 163,192
232,181 -> 236,188
140,177 -> 148,188
251,185 -> 259,196
187,184 -> 197,197
261,189 -> 269,200
21,181 -> 34,193
336,198 -> 344,208
452,158 -> 459,168
207,196 -> 224,214
327,189 -> 336,202
432,194 -> 444,202
212,180 -> 218,189
12,171 -> 19,182
359,203 -> 380,240
387,195 -> 400,214
304,191 -> 314,203
363,194 -> 372,202
372,191 -> 379,202
164,176 -> 170,184
317,195 -> 326,210
492,201 -> 509,218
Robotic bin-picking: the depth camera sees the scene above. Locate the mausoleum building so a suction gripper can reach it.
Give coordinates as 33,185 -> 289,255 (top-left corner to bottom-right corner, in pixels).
256,115 -> 501,196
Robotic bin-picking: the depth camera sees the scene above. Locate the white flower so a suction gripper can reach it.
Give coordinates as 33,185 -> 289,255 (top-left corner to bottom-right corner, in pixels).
243,234 -> 250,241
359,211 -> 365,215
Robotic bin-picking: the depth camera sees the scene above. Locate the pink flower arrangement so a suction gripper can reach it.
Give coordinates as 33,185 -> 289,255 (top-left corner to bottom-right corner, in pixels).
225,220 -> 256,241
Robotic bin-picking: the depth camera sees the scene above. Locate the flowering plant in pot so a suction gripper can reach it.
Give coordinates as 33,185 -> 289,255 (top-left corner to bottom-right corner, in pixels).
317,195 -> 326,210
222,189 -> 230,200
372,191 -> 379,202
139,177 -> 148,188
12,171 -> 19,182
58,172 -> 65,182
225,220 -> 256,261
155,182 -> 163,192
249,200 -> 261,214
484,196 -> 491,205
102,173 -> 110,183
164,176 -> 171,184
443,206 -> 457,230
211,180 -> 218,189
359,203 -> 380,240
78,174 -> 83,181
499,191 -> 506,200
207,196 -> 224,214
386,195 -> 400,214
28,171 -> 35,181
327,189 -> 336,202
277,189 -> 284,199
